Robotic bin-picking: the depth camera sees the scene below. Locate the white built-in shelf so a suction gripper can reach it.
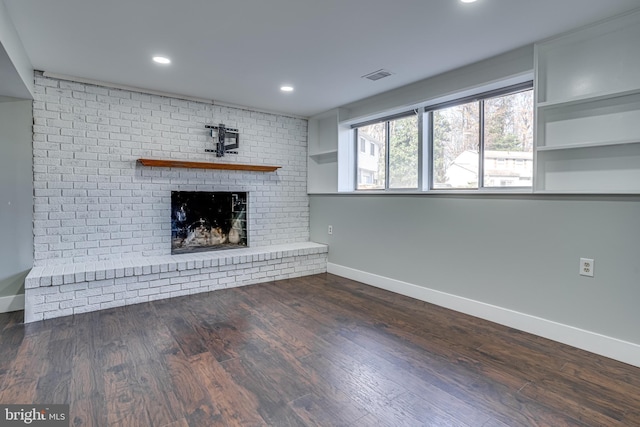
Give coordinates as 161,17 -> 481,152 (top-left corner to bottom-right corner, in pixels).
309,150 -> 338,164
533,9 -> 640,194
536,138 -> 640,152
537,88 -> 640,110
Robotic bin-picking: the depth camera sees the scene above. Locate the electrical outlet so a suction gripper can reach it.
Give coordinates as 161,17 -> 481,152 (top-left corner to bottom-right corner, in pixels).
580,258 -> 594,277
328,225 -> 333,235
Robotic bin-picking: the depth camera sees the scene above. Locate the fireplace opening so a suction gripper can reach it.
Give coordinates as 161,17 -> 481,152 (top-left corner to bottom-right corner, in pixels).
171,191 -> 248,254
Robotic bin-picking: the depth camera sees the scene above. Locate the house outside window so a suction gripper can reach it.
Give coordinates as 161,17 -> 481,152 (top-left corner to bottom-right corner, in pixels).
355,114 -> 419,190
430,84 -> 533,190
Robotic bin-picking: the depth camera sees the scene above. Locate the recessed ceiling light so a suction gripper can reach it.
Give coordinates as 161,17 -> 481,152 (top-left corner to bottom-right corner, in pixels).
152,56 -> 171,65
461,0 -> 477,3
280,85 -> 294,92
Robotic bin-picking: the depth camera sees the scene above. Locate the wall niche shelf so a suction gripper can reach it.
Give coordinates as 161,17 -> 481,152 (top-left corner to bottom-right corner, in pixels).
309,149 -> 338,164
536,138 -> 640,152
536,88 -> 640,110
534,9 -> 640,193
137,158 -> 281,172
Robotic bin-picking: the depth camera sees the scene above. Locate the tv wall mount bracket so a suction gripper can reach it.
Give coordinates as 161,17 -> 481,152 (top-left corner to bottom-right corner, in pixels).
205,124 -> 239,157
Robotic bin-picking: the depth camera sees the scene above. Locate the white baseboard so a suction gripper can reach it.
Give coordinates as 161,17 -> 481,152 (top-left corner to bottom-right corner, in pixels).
0,293 -> 25,313
328,263 -> 640,368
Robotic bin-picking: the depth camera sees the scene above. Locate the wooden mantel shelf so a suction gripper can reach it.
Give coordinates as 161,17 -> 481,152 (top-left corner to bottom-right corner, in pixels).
137,158 -> 281,172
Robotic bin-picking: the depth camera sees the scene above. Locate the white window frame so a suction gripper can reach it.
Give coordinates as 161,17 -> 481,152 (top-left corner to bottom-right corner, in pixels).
353,111 -> 422,191
349,81 -> 534,194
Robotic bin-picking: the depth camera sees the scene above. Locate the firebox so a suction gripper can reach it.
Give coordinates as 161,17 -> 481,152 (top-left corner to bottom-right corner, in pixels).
171,191 -> 248,254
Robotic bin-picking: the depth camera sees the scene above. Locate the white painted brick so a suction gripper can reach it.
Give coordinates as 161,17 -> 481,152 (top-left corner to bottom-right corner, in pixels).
189,273 -> 209,282
139,287 -> 160,296
180,281 -> 203,290
126,296 -> 149,305
89,278 -> 115,289
218,265 -> 236,273
114,276 -> 138,285
88,294 -> 114,304
179,269 -> 198,277
111,283 -> 128,294
60,282 -> 88,293
169,276 -> 190,285
101,300 -> 126,310
29,286 -> 61,296
127,281 -> 150,291
208,282 -> 224,292
73,304 -> 102,314
25,311 -> 45,323
28,295 -> 45,305
252,271 -> 267,280
44,308 -> 73,320
148,293 -> 168,302
33,301 -> 61,313
150,278 -> 170,288
170,289 -> 191,298
76,288 -> 102,299
266,269 -> 281,278
218,276 -> 236,286
60,298 -> 88,309
159,271 -> 180,279
161,284 -> 182,294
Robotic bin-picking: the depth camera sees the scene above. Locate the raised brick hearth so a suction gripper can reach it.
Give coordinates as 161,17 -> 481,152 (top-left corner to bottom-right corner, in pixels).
25,242 -> 327,322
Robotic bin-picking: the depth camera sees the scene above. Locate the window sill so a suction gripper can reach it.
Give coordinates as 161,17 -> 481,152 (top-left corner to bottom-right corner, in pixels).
345,188 -> 534,195
310,189 -> 640,196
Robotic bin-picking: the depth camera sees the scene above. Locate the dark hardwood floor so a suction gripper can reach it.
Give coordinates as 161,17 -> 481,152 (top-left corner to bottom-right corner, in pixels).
1,273 -> 639,426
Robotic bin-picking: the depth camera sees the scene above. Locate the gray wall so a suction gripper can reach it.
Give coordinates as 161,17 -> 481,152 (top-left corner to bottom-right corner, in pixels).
0,0 -> 35,98
310,194 -> 640,345
0,98 -> 33,299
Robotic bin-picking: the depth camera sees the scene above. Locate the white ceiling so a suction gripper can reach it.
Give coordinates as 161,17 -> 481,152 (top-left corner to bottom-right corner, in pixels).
4,0 -> 640,117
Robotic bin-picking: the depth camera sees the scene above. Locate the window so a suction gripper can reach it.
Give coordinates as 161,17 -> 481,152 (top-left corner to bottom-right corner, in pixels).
483,89 -> 534,188
355,113 -> 419,190
429,84 -> 533,190
432,101 -> 480,189
356,122 -> 386,190
388,115 -> 419,189
352,82 -> 532,192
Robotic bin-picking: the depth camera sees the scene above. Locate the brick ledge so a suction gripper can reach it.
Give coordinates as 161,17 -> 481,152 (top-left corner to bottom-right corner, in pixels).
26,242 -> 328,289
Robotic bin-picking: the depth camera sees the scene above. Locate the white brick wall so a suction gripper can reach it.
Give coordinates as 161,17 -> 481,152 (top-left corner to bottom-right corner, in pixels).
32,73 -> 310,266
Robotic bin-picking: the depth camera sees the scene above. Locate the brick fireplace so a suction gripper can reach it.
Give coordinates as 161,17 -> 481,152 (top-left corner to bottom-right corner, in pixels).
25,73 -> 327,322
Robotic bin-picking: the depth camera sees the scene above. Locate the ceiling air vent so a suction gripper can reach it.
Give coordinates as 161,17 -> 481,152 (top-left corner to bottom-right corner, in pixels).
362,69 -> 393,81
